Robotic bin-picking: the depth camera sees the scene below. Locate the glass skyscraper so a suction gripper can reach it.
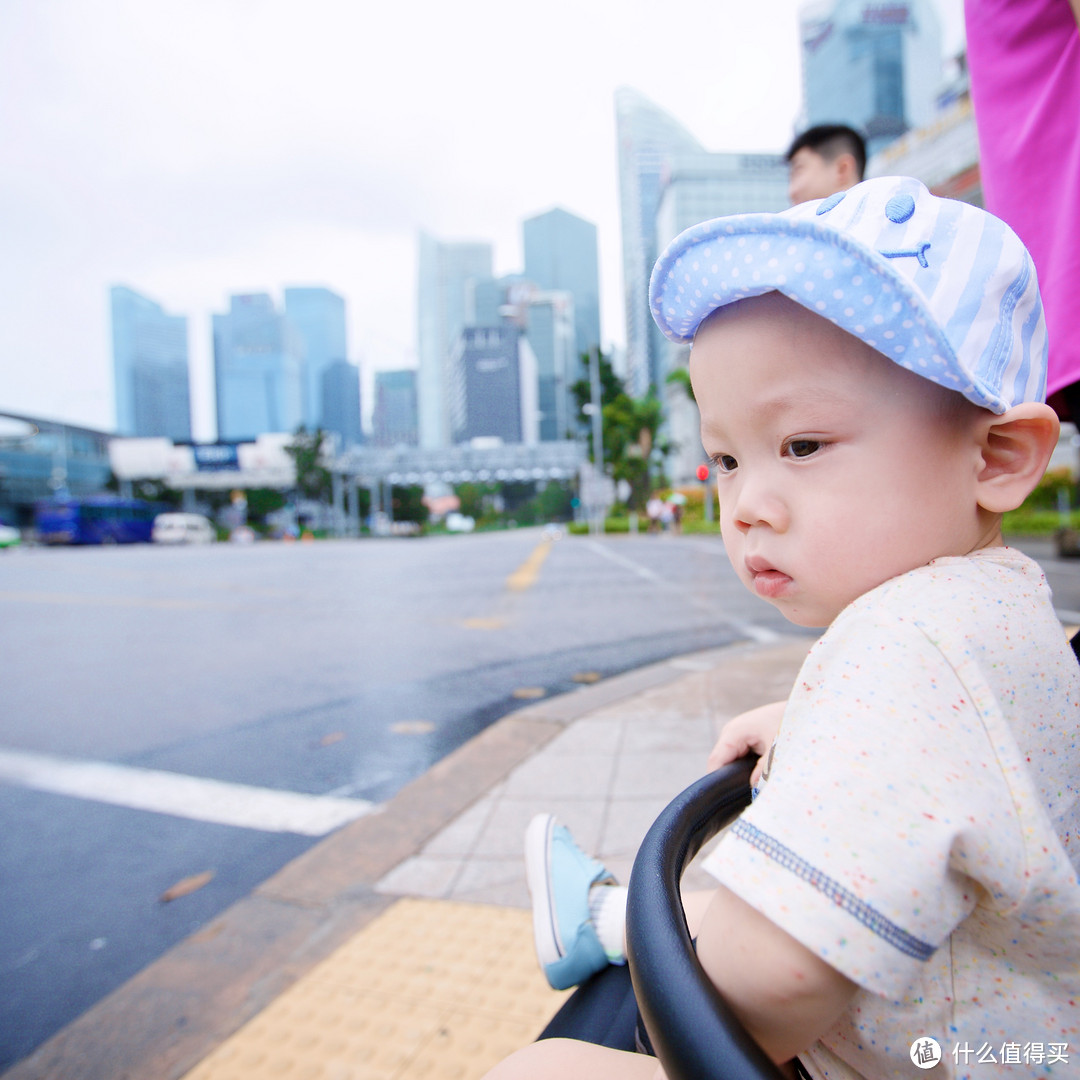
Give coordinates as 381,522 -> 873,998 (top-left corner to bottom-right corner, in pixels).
416,234 -> 493,449
213,294 -> 304,442
522,207 -> 601,373
615,88 -> 704,396
110,286 -> 191,441
320,358 -> 363,447
372,369 -> 419,447
283,286 -> 348,432
800,0 -> 943,155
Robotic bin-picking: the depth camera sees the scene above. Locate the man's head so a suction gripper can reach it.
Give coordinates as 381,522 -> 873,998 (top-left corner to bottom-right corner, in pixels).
650,177 -> 1058,626
786,124 -> 866,205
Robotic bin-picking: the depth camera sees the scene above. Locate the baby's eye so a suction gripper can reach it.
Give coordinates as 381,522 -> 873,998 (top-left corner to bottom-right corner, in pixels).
715,454 -> 738,473
785,439 -> 822,459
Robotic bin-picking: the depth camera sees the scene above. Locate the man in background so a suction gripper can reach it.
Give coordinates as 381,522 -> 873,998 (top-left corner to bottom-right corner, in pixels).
785,124 -> 866,205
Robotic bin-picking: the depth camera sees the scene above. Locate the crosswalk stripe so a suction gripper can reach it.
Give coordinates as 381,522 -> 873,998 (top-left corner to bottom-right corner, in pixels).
0,748 -> 376,836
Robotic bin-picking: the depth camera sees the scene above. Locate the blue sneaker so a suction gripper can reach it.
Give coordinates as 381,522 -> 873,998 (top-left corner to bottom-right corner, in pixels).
525,813 -> 617,990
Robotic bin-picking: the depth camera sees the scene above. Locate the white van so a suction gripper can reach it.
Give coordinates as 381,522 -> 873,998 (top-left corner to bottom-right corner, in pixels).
152,513 -> 217,545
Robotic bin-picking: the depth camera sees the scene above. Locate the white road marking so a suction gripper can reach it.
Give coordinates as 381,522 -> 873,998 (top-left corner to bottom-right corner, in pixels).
0,748 -> 376,836
585,539 -> 780,642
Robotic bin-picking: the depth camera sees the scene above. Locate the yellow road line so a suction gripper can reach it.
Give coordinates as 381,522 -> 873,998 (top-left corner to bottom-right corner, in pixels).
505,539 -> 553,592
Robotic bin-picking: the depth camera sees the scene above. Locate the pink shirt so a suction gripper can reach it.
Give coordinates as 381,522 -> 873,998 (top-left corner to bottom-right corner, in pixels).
965,0 -> 1080,399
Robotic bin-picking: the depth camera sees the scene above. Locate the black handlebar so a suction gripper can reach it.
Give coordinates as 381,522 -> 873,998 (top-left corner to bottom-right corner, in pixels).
625,758 -> 787,1080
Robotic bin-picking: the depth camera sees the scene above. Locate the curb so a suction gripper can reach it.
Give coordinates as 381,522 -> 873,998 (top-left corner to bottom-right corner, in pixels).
4,639 -> 798,1080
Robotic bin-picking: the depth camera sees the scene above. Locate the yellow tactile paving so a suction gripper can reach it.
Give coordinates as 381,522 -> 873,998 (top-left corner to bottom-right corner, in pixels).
182,899 -> 571,1080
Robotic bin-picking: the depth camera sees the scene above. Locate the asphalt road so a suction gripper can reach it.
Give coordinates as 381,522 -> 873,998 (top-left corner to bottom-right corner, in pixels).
2,528 -> 1079,1071
0,528 -> 793,1070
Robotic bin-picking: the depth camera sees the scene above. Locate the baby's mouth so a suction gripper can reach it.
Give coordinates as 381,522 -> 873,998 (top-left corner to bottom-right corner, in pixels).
745,557 -> 793,600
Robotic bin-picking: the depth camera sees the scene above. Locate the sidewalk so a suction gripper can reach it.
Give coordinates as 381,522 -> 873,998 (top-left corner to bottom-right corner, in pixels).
5,635 -> 813,1080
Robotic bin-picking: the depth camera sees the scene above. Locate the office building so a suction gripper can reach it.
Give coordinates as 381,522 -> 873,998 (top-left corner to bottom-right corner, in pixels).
283,286 -> 348,431
320,359 -> 363,447
372,369 -> 419,447
615,87 -> 705,396
522,207 -> 601,373
867,62 -> 981,205
110,286 -> 191,441
213,294 -> 304,441
800,0 -> 943,155
449,326 -> 537,446
416,234 -> 493,449
470,277 -> 577,443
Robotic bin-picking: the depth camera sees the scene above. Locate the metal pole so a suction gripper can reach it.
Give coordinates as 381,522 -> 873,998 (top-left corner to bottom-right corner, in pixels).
332,471 -> 345,537
588,348 -> 604,535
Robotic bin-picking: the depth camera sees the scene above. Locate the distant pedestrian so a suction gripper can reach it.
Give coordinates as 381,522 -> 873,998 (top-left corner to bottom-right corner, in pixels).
784,123 -> 866,205
645,496 -> 663,534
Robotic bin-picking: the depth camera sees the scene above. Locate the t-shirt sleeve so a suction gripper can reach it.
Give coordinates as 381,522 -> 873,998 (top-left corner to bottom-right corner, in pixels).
706,605 -> 1026,1000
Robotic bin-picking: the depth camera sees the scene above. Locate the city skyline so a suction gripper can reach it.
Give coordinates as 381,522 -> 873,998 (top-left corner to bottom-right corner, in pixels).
1,0 -> 965,442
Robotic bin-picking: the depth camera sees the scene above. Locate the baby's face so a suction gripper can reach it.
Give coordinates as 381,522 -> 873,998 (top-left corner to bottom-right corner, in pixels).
692,292 -> 994,628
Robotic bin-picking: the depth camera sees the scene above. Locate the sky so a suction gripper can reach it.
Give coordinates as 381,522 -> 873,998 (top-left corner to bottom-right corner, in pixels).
0,0 -> 965,442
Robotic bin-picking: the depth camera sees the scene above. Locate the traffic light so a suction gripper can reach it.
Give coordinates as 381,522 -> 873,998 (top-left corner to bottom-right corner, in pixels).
695,463 -> 710,483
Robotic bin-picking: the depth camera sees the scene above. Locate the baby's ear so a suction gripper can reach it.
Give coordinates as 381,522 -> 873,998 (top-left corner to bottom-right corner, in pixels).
975,403 -> 1060,513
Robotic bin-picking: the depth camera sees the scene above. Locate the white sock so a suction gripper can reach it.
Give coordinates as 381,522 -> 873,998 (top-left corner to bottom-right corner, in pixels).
588,884 -> 628,964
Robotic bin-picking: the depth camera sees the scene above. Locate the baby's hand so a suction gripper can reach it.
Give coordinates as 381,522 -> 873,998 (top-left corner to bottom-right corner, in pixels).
708,700 -> 787,785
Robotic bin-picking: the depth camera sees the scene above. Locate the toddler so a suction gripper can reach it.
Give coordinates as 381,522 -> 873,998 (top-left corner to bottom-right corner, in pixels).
488,177 -> 1080,1080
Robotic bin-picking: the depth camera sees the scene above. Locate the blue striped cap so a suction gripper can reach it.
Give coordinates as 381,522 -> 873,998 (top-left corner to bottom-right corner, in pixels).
649,176 -> 1047,413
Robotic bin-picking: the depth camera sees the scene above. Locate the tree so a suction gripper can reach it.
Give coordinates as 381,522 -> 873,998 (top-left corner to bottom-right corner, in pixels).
571,355 -> 668,511
665,366 -> 695,403
286,427 -> 333,503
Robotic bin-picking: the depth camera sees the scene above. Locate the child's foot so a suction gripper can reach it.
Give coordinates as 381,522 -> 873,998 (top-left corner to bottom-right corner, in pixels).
525,813 -> 623,990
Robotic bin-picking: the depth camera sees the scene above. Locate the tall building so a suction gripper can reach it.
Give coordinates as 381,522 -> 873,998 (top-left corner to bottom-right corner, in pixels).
522,207 -> 601,373
320,359 -> 363,447
615,87 -> 704,396
283,286 -> 348,431
449,326 -> 537,446
469,277 -> 577,443
110,286 -> 191,441
800,0 -> 943,155
416,234 -> 493,449
372,369 -> 419,447
522,291 -> 576,443
213,294 -> 304,441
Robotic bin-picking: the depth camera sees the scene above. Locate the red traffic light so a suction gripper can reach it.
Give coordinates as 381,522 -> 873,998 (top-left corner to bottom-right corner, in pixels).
695,463 -> 710,482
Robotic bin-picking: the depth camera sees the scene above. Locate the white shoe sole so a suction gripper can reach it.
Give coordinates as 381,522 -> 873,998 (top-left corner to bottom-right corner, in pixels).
524,812 -> 562,968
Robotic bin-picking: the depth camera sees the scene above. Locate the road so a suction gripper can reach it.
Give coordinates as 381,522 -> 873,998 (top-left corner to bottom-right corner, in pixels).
2,528 -> 1079,1071
0,528 -> 792,1070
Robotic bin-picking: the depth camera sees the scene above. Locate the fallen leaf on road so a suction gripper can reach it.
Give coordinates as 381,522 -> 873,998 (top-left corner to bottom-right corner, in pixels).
318,732 -> 346,747
160,870 -> 215,903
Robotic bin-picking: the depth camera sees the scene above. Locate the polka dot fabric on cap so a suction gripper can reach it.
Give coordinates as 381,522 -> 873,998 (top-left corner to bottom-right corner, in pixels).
648,176 -> 1048,413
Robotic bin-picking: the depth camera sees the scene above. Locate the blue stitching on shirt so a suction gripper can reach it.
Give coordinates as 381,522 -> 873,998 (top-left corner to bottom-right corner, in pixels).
731,819 -> 936,961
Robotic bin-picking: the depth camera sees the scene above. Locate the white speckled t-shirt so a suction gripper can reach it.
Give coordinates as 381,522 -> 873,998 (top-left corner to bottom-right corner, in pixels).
704,547 -> 1080,1078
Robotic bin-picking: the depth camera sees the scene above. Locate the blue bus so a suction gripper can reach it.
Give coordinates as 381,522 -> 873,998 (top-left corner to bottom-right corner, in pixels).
34,496 -> 162,545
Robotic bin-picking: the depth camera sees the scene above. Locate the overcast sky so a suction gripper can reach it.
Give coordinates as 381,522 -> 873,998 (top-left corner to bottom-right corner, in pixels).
0,0 -> 964,441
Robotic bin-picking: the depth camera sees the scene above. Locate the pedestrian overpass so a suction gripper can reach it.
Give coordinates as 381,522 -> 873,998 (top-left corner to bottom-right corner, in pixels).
330,441 -> 585,533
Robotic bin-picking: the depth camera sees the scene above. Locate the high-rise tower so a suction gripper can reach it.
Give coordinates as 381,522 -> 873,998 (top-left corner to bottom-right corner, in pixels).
283,286 -> 348,431
416,234 -> 493,449
110,286 -> 191,441
615,88 -> 703,396
522,207 -> 601,372
800,0 -> 943,155
213,294 -> 304,441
